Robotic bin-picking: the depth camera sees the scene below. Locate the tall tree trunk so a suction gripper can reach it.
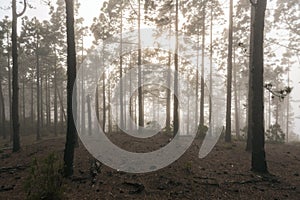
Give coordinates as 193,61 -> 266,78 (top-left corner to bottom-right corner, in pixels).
187,94 -> 190,135
60,88 -> 64,128
286,65 -> 290,143
129,57 -> 133,132
46,69 -> 51,127
7,36 -> 13,141
95,86 -> 100,126
31,78 -> 34,131
246,5 -> 255,152
102,74 -> 106,132
108,82 -> 112,133
196,32 -> 199,130
102,45 -> 106,132
81,66 -> 85,134
22,77 -> 25,124
87,95 -> 92,135
64,0 -> 77,177
209,3 -> 213,135
233,46 -> 240,139
250,0 -> 268,173
12,0 -> 23,152
36,28 -> 41,141
166,51 -> 171,133
199,1 -> 206,135
54,48 -> 58,136
166,14 -> 172,133
6,30 -> 12,140
119,4 -> 124,130
225,0 -> 233,143
0,78 -> 6,139
138,0 -> 144,128
173,0 -> 179,136
40,71 -> 44,128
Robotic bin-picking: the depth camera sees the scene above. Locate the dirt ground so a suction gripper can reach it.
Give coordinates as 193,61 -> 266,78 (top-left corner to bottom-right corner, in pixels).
0,132 -> 300,199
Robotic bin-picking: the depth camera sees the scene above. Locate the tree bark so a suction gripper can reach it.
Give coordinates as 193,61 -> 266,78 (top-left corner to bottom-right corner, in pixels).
199,1 -> 206,135
166,51 -> 171,133
246,5 -> 255,152
225,0 -> 233,143
36,27 -> 41,141
6,29 -> 12,141
64,0 -> 77,177
0,78 -> 6,139
209,3 -> 213,135
173,0 -> 179,136
54,47 -> 58,136
250,0 -> 268,173
12,0 -> 21,152
119,5 -> 124,130
87,95 -> 92,135
138,0 -> 144,128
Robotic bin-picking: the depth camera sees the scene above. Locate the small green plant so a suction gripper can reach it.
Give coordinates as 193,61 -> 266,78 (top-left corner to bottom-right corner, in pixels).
24,153 -> 64,200
184,161 -> 192,174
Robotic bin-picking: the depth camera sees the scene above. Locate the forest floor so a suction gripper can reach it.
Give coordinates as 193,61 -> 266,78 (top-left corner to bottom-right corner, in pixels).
0,132 -> 300,200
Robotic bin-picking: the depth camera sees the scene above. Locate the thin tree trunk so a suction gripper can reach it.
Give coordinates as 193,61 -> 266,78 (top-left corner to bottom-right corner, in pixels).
196,32 -> 199,130
40,70 -> 44,128
166,10 -> 171,134
138,0 -> 144,128
6,30 -> 12,141
12,0 -> 21,152
108,82 -> 112,133
129,58 -> 133,132
286,65 -> 290,143
233,46 -> 240,139
209,4 -> 213,135
137,4 -> 143,128
102,46 -> 106,132
0,79 -> 6,139
187,94 -> 190,135
119,4 -> 124,129
95,86 -> 99,126
31,78 -> 34,130
60,88 -> 64,127
22,77 -> 25,124
81,67 -> 85,134
87,95 -> 92,135
246,5 -> 255,152
46,69 -> 51,127
166,51 -> 171,133
36,28 -> 41,141
64,0 -> 77,177
173,0 -> 179,136
54,48 -> 58,136
200,1 -> 206,136
225,0 -> 233,143
57,87 -> 67,122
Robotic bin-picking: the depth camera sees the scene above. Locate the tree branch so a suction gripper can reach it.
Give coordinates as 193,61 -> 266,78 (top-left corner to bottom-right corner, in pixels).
16,0 -> 27,17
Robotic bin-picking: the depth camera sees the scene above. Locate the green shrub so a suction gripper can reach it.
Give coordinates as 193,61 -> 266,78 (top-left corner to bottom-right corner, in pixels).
24,153 -> 64,200
266,124 -> 285,144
